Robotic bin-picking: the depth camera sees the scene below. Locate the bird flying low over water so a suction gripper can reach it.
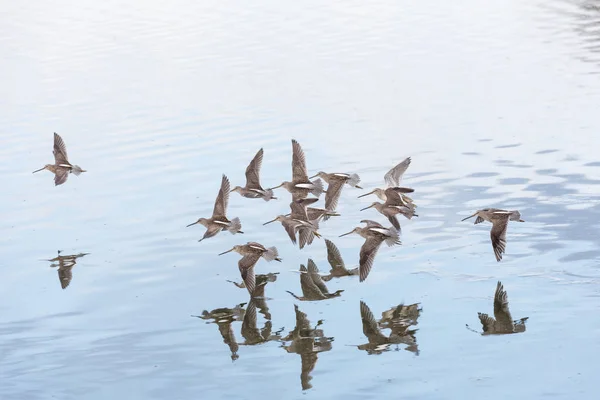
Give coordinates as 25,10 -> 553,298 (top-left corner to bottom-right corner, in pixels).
461,208 -> 524,262
33,132 -> 86,186
231,148 -> 277,201
358,157 -> 414,204
270,139 -> 324,200
340,220 -> 401,282
321,239 -> 359,281
264,198 -> 322,249
360,188 -> 417,231
219,242 -> 281,296
187,174 -> 243,242
310,171 -> 362,215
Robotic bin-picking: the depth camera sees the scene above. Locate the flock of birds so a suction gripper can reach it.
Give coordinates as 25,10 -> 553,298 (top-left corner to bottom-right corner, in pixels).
34,133 -> 529,386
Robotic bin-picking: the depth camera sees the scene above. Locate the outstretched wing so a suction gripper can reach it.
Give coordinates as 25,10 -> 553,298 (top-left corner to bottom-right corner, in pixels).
324,179 -> 344,211
490,217 -> 509,262
325,239 -> 346,271
212,175 -> 231,217
245,148 -> 264,189
359,236 -> 384,282
384,157 -> 411,187
53,132 -> 70,165
478,312 -> 496,333
291,139 -> 308,182
238,254 -> 260,295
307,259 -> 329,294
54,167 -> 70,186
57,266 -> 73,289
493,281 -> 514,325
360,301 -> 387,342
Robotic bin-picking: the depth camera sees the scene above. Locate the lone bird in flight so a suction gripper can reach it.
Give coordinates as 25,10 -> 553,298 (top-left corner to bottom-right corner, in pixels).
33,132 -> 86,186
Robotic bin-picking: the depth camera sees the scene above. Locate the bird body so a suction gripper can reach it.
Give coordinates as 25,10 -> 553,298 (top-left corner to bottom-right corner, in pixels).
358,157 -> 414,202
462,209 -> 524,261
231,148 -> 277,201
33,132 -> 86,186
475,281 -> 528,334
271,140 -> 324,198
286,259 -> 344,301
321,239 -> 359,281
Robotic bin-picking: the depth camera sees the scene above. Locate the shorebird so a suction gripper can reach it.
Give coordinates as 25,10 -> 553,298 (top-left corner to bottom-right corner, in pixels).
360,188 -> 417,231
219,242 -> 281,295
340,220 -> 401,282
468,281 -> 528,335
281,305 -> 333,391
231,148 -> 277,201
228,272 -> 279,299
321,239 -> 359,281
358,301 -> 420,355
33,132 -> 86,186
305,207 -> 340,222
264,198 -> 321,249
187,175 -> 243,242
271,139 -> 324,200
193,303 -> 246,361
309,171 -> 362,214
461,208 -> 524,262
286,259 -> 344,301
46,251 -> 89,289
358,157 -> 414,204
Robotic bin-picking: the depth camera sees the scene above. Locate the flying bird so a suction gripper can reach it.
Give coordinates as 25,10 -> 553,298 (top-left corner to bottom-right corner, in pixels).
231,148 -> 277,201
33,132 -> 86,186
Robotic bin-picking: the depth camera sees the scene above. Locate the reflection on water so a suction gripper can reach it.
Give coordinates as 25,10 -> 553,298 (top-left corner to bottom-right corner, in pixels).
240,299 -> 283,346
280,305 -> 333,391
358,301 -> 422,355
194,303 -> 246,361
469,281 -> 528,335
286,259 -> 344,301
45,251 -> 89,289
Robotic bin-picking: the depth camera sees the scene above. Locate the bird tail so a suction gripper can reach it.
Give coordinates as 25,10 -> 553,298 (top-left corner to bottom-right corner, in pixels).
385,228 -> 401,247
263,246 -> 280,262
310,178 -> 324,197
347,173 -> 361,188
263,188 -> 276,201
228,217 -> 242,234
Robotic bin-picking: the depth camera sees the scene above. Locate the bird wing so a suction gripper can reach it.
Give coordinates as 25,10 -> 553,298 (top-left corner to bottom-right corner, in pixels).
54,167 -> 70,186
478,312 -> 496,333
291,139 -> 309,182
360,220 -> 384,229
281,219 -> 298,244
245,148 -> 264,189
325,239 -> 346,271
298,227 -> 313,250
53,132 -> 70,164
490,217 -> 509,262
359,236 -> 385,282
386,213 -> 401,231
238,254 -> 260,295
290,199 -> 316,221
324,179 -> 344,211
212,175 -> 231,217
360,301 -> 387,342
201,223 -> 223,241
294,304 -> 311,331
307,259 -> 329,294
241,299 -> 258,337
493,281 -> 514,325
298,264 -> 324,298
384,157 -> 411,187
57,266 -> 73,289
383,188 -> 405,205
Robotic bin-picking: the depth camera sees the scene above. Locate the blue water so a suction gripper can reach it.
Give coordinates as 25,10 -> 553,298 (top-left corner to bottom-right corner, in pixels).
2,0 -> 600,398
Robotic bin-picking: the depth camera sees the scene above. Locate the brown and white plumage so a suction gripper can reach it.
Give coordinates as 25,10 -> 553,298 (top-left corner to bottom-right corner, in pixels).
339,220 -> 401,282
321,239 -> 359,281
194,303 -> 245,361
461,208 -> 524,262
475,281 -> 528,335
47,251 -> 89,290
309,171 -> 362,213
264,198 -> 321,249
231,148 -> 276,201
360,189 -> 417,231
33,133 -> 86,186
286,260 -> 344,301
359,157 -> 414,202
271,140 -> 324,198
187,175 -> 243,241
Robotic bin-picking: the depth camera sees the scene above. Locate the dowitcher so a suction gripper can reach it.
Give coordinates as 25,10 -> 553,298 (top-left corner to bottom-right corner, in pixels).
286,259 -> 344,301
241,299 -> 283,346
358,301 -> 420,355
321,239 -> 359,281
264,198 -> 321,249
339,220 -> 401,282
33,132 -> 86,186
469,281 -> 528,335
270,139 -> 324,199
307,171 -> 361,214
193,303 -> 245,361
219,242 -> 281,296
231,148 -> 277,201
46,250 -> 89,289
228,272 -> 279,299
187,174 -> 243,242
281,304 -> 333,391
360,188 -> 417,231
358,157 -> 414,203
461,208 -> 524,262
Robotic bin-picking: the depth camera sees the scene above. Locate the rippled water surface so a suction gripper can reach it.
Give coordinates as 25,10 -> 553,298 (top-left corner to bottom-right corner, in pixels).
3,1 -> 600,399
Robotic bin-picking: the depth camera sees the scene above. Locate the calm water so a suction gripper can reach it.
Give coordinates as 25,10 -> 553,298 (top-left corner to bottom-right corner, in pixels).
2,0 -> 600,398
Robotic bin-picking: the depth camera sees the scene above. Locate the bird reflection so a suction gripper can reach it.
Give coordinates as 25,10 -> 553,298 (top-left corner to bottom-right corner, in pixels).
469,281 -> 528,335
280,304 -> 333,390
228,272 -> 279,319
46,251 -> 89,289
321,239 -> 359,281
193,303 -> 246,361
240,299 -> 283,346
358,301 -> 422,355
286,259 -> 344,301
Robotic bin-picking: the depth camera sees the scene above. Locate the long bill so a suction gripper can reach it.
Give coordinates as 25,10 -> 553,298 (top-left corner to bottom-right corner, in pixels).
461,213 -> 477,222
263,218 -> 278,225
359,204 -> 375,211
269,183 -> 284,190
308,174 -> 318,179
339,231 -> 354,237
357,190 -> 375,198
218,248 -> 234,256
32,166 -> 46,173
186,221 -> 199,227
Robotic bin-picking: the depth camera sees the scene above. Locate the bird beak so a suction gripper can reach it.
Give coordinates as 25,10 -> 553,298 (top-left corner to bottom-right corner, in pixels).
461,213 -> 476,222
270,183 -> 284,189
358,190 -> 375,198
32,167 -> 45,173
360,204 -> 374,211
218,248 -> 234,256
263,218 -> 277,225
518,219 -> 525,222
186,221 -> 198,227
339,231 -> 354,237
309,174 -> 318,179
